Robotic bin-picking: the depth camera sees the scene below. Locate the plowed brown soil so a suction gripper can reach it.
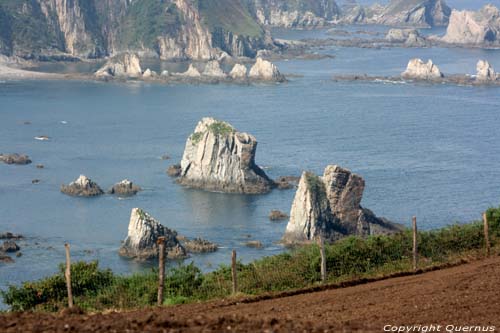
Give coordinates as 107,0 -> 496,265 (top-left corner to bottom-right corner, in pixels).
1,256 -> 499,333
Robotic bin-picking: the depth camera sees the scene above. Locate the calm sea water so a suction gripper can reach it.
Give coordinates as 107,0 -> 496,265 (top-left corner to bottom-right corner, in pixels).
1,28 -> 500,304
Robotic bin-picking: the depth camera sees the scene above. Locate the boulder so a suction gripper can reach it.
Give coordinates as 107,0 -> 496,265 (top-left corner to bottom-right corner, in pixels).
269,210 -> 289,221
167,164 -> 182,177
401,58 -> 443,80
61,175 -> 104,197
476,60 -> 497,81
95,53 -> 142,78
0,232 -> 23,240
229,64 -> 248,80
142,68 -> 157,78
161,70 -> 170,77
283,166 -> 403,244
1,240 -> 20,252
178,117 -> 274,194
119,208 -> 187,260
0,254 -> 14,263
180,237 -> 218,253
249,58 -> 286,82
442,5 -> 500,46
385,29 -> 426,46
274,176 -> 300,190
0,153 -> 32,165
202,60 -> 226,78
108,179 -> 141,196
179,64 -> 201,77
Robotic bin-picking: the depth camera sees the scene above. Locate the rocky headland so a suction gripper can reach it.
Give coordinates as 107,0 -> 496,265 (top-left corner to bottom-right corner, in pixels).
119,208 -> 186,260
282,165 -> 404,244
177,117 -> 274,194
60,175 -> 104,197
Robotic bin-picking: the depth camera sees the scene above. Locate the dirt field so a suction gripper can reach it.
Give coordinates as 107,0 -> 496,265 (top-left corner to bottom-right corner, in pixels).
1,255 -> 499,333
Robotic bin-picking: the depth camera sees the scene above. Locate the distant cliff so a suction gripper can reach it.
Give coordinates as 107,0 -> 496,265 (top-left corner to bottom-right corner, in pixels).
0,0 -> 271,60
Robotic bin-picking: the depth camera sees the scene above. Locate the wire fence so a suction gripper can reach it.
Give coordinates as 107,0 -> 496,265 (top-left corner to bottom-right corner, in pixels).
2,209 -> 499,313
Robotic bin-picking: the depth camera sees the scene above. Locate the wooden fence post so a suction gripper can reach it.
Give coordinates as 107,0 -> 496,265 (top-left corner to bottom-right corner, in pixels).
318,236 -> 326,283
157,237 -> 166,306
64,243 -> 73,308
412,216 -> 418,271
483,213 -> 491,257
231,249 -> 238,295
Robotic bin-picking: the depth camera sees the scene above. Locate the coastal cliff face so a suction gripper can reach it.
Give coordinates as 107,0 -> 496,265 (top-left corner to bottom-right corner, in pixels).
441,5 -> 500,46
283,165 -> 403,244
0,0 -> 270,60
178,117 -> 273,194
245,0 -> 341,28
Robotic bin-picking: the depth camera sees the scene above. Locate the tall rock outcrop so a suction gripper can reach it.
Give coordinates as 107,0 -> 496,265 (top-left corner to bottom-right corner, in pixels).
401,58 -> 443,80
202,60 -> 227,78
476,60 -> 497,81
178,117 -> 273,194
249,58 -> 286,82
283,165 -> 403,244
442,5 -> 500,46
119,208 -> 186,260
245,0 -> 341,28
95,53 -> 142,78
60,175 -> 104,197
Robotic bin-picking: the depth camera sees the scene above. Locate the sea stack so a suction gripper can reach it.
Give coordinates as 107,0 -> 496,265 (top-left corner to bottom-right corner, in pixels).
60,175 -> 104,197
249,58 -> 286,82
108,179 -> 141,196
476,60 -> 497,81
283,165 -> 403,244
95,53 -> 142,78
119,208 -> 186,260
178,117 -> 273,194
401,58 -> 443,80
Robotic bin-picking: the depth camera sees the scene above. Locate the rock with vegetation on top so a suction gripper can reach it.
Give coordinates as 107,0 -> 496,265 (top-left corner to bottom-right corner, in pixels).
180,237 -> 218,253
229,64 -> 248,80
119,208 -> 186,260
376,0 -> 451,27
401,58 -> 443,80
269,210 -> 289,221
61,175 -> 104,197
249,58 -> 286,82
202,60 -> 226,78
0,153 -> 32,165
95,53 -> 142,78
442,5 -> 500,46
109,179 -> 141,196
178,117 -> 274,194
476,60 -> 497,81
283,165 -> 403,244
1,240 -> 20,253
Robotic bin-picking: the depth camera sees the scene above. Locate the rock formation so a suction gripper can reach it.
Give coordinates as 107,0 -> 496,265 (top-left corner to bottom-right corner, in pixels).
167,164 -> 182,177
61,175 -> 104,197
269,210 -> 289,221
202,60 -> 226,78
109,179 -> 141,196
229,64 -> 248,80
95,53 -> 142,78
1,240 -> 20,253
178,117 -> 273,194
142,68 -> 157,79
476,60 -> 497,81
179,237 -> 218,253
249,58 -> 286,82
282,165 -> 403,244
0,232 -> 23,240
179,64 -> 202,78
0,153 -> 32,165
119,208 -> 186,260
442,5 -> 500,46
401,58 -> 443,80
385,29 -> 426,46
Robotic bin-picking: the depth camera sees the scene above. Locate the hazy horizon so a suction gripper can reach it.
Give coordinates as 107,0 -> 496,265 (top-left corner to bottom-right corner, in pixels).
350,0 -> 499,10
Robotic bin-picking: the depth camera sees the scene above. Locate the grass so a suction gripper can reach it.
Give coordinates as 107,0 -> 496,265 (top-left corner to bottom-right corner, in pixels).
2,207 -> 499,312
207,121 -> 234,136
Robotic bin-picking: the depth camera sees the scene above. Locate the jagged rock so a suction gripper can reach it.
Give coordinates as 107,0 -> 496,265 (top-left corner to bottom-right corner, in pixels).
61,175 -> 104,197
202,60 -> 226,78
179,64 -> 201,78
385,29 -> 426,46
108,179 -> 141,196
249,58 -> 286,82
119,208 -> 187,260
401,58 -> 443,80
229,64 -> 248,80
442,5 -> 500,46
142,68 -> 157,78
180,237 -> 218,253
178,117 -> 273,194
167,164 -> 182,177
376,0 -> 451,27
283,166 -> 403,244
476,60 -> 497,81
0,153 -> 32,165
1,240 -> 20,252
269,210 -> 289,221
95,53 -> 142,78
0,232 -> 23,240
274,176 -> 300,190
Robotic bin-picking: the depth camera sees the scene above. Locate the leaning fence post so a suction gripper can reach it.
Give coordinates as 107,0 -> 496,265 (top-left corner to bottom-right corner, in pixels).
157,236 -> 166,306
318,236 -> 326,283
64,243 -> 73,308
412,216 -> 418,271
231,249 -> 238,295
483,213 -> 491,257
